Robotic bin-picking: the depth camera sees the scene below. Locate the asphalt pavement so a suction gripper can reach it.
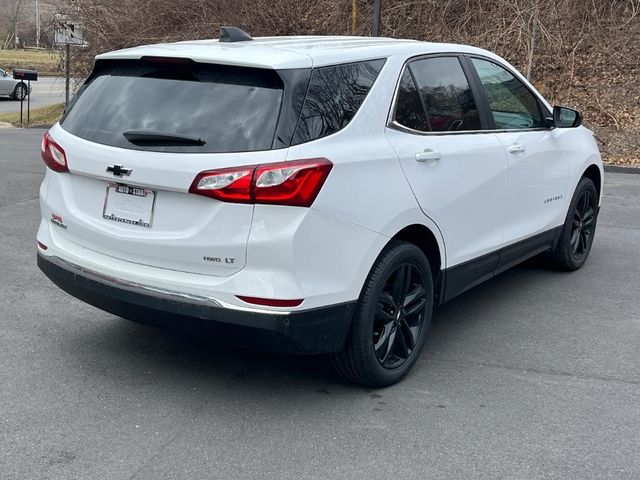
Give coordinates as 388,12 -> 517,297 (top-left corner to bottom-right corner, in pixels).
0,77 -> 68,114
1,128 -> 639,480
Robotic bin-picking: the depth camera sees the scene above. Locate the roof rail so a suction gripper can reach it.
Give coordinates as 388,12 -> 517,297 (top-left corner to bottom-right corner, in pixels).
219,26 -> 253,43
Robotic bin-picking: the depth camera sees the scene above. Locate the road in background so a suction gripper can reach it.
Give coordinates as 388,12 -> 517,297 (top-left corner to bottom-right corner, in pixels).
0,77 -> 69,113
1,128 -> 639,480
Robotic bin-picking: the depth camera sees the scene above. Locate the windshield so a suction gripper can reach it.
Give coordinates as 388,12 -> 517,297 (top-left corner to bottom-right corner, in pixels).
61,60 -> 285,153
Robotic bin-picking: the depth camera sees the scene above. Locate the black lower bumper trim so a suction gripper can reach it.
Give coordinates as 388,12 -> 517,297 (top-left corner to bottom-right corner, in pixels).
37,253 -> 355,355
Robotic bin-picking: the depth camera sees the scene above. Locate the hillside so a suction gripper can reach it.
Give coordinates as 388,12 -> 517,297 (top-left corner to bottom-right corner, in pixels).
61,0 -> 640,164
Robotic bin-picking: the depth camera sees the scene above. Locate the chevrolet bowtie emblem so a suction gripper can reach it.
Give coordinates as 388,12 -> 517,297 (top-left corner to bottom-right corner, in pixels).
106,164 -> 132,177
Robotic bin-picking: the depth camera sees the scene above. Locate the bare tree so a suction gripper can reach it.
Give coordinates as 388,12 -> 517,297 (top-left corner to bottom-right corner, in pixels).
10,0 -> 26,48
56,0 -> 640,164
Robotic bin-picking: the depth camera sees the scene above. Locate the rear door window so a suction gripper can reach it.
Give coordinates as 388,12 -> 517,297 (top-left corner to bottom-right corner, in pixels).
61,60 -> 285,153
291,59 -> 385,145
408,57 -> 482,132
393,68 -> 430,132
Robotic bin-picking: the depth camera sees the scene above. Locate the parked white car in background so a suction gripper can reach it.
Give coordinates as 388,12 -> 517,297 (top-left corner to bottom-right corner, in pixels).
0,68 -> 29,100
37,28 -> 603,386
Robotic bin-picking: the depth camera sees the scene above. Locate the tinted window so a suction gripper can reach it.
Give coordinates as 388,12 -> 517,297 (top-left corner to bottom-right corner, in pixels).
292,59 -> 385,145
61,60 -> 284,153
409,57 -> 481,132
471,58 -> 545,130
394,68 -> 429,131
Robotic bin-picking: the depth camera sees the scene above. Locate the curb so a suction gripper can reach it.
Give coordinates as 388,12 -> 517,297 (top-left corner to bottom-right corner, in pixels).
604,165 -> 640,175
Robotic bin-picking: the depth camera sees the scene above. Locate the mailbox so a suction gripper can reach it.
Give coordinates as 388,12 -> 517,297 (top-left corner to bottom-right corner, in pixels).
13,69 -> 38,81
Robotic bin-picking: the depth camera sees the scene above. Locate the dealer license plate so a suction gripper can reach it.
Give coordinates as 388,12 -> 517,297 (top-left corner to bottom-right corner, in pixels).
103,183 -> 156,228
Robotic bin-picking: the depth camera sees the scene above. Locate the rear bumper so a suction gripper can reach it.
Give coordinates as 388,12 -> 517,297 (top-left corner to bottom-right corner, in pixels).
37,253 -> 355,354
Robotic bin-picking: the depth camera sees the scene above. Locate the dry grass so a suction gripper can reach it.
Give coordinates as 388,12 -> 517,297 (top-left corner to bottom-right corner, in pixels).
0,102 -> 64,127
0,49 -> 61,76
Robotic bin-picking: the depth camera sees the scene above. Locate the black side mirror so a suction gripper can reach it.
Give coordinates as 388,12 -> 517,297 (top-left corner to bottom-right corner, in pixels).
553,106 -> 583,128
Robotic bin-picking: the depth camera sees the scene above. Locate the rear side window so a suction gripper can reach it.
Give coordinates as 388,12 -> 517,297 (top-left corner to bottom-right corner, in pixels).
408,57 -> 481,132
291,59 -> 385,145
471,58 -> 545,130
394,69 -> 429,131
61,60 -> 285,153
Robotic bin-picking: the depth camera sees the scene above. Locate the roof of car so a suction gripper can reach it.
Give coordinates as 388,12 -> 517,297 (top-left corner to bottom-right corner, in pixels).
96,36 -> 493,69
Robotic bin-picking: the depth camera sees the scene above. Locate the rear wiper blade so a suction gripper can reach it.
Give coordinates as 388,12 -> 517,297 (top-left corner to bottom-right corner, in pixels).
123,130 -> 206,146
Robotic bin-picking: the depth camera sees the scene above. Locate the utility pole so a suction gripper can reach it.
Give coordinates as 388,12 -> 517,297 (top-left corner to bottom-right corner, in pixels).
36,0 -> 41,48
372,0 -> 382,37
65,44 -> 70,106
12,0 -> 25,49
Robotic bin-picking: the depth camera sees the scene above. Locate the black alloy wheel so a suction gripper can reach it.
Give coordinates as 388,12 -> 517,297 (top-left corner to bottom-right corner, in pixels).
374,263 -> 428,369
570,189 -> 596,261
549,176 -> 599,271
331,240 -> 434,387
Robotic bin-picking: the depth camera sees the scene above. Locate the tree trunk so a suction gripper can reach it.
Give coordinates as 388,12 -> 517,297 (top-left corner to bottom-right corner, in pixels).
526,0 -> 540,81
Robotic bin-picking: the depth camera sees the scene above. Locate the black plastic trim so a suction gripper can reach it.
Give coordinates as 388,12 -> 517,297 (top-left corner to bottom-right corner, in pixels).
443,251 -> 499,302
495,228 -> 561,275
37,254 -> 355,355
271,68 -> 311,149
442,226 -> 562,302
459,55 -> 495,130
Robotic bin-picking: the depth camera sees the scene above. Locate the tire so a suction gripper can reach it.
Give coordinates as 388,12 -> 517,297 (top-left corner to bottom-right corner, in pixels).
331,240 -> 434,387
549,177 -> 599,271
12,83 -> 27,101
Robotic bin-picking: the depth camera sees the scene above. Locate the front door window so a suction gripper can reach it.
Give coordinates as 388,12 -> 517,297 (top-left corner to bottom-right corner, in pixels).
471,58 -> 546,130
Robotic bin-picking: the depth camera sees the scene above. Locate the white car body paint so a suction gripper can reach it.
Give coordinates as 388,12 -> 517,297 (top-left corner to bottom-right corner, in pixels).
37,36 -> 603,319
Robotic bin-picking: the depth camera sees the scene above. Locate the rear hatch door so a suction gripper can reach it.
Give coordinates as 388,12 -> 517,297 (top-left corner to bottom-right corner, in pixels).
50,59 -> 290,276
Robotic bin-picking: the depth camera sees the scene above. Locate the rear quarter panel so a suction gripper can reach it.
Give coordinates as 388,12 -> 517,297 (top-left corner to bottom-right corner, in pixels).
282,54 -> 447,302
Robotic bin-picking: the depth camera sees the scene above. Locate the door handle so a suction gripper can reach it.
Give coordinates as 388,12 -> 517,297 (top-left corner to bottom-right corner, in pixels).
507,144 -> 526,154
415,150 -> 442,164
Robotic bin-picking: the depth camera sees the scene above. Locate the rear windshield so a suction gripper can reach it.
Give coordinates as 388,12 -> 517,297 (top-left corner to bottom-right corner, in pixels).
61,60 -> 284,153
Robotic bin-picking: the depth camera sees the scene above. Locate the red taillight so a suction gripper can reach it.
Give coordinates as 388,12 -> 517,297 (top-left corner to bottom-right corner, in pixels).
189,158 -> 332,207
236,296 -> 304,308
189,165 -> 255,204
41,132 -> 68,172
253,159 -> 333,207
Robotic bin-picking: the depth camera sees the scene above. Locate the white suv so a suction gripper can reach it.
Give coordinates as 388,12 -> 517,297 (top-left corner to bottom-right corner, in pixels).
37,29 -> 603,386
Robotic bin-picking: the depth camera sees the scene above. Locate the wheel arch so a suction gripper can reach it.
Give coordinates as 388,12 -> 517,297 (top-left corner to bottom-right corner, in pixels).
388,223 -> 445,303
582,163 -> 602,200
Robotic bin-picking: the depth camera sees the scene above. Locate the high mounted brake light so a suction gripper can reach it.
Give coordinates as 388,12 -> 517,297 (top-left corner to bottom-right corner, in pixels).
139,56 -> 196,64
41,132 -> 68,172
189,158 -> 333,207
